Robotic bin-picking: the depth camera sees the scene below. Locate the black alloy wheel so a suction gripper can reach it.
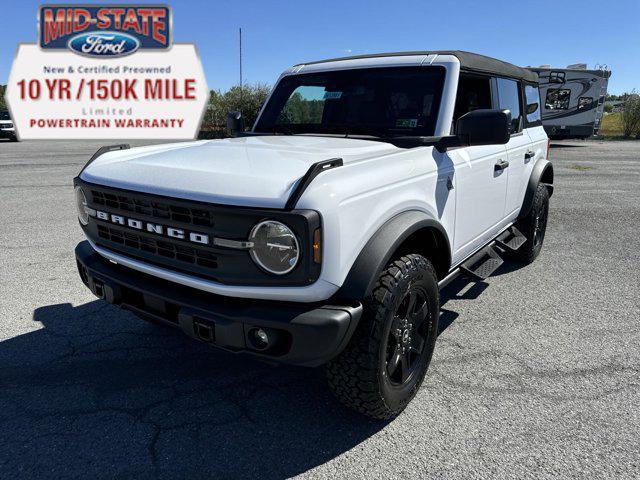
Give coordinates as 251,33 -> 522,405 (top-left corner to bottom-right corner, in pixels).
385,287 -> 430,387
327,254 -> 439,419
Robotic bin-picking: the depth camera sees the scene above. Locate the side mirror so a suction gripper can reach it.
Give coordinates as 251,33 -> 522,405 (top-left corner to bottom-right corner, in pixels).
226,111 -> 244,136
456,109 -> 511,147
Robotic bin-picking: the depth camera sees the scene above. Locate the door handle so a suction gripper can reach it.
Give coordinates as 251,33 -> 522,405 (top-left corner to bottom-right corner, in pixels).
494,159 -> 510,172
524,151 -> 535,161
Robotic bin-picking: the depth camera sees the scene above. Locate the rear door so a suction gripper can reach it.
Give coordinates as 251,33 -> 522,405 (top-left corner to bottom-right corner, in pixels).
522,84 -> 547,209
496,77 -> 532,218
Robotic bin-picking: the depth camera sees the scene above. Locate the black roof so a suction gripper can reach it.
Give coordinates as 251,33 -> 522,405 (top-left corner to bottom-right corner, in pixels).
529,66 -> 611,79
296,50 -> 539,84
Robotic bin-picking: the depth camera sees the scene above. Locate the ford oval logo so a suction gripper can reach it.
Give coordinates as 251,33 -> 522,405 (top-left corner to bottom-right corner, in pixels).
67,31 -> 140,58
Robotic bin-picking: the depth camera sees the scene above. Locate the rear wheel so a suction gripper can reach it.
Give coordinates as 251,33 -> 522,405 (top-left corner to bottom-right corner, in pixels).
512,184 -> 549,264
327,254 -> 439,419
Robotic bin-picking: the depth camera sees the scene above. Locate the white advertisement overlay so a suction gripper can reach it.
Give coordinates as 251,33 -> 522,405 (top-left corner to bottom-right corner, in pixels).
6,44 -> 208,139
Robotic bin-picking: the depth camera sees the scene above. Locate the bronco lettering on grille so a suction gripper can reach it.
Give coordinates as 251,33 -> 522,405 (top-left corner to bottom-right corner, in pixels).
91,209 -> 210,245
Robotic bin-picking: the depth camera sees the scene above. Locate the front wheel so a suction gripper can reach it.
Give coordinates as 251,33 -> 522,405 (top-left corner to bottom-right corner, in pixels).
327,254 -> 439,419
512,184 -> 550,264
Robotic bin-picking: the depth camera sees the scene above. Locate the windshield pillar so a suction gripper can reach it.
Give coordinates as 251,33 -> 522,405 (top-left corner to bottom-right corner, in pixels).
434,58 -> 461,137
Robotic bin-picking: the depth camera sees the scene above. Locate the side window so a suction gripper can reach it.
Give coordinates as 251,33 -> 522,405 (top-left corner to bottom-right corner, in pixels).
453,74 -> 492,124
545,89 -> 571,110
549,71 -> 565,84
578,97 -> 593,110
496,78 -> 522,134
524,84 -> 542,125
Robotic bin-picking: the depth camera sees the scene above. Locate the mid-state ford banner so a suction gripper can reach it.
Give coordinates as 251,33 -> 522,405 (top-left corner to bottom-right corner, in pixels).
39,5 -> 172,53
5,4 -> 208,139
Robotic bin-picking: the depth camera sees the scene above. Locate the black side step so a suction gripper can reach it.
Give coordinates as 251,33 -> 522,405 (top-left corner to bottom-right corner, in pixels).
460,246 -> 504,281
495,226 -> 527,253
439,225 -> 525,289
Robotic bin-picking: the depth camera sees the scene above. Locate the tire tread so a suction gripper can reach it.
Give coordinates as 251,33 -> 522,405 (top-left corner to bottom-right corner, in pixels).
327,254 -> 438,419
512,184 -> 550,264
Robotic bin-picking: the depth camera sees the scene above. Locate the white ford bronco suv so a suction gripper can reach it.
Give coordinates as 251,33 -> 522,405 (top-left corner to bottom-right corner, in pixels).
74,51 -> 553,419
0,109 -> 18,142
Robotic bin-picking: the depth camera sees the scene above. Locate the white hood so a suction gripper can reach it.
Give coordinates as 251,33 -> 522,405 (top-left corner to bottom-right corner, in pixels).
80,136 -> 399,208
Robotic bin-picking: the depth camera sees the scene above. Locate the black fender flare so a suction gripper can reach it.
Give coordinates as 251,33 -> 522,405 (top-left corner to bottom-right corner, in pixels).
519,158 -> 554,220
336,211 -> 451,301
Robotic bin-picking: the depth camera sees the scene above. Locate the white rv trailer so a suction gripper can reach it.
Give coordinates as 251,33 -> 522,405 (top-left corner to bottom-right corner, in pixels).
529,64 -> 611,138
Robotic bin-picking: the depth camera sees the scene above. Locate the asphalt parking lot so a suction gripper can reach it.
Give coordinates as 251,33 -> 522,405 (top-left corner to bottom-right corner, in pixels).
0,138 -> 639,479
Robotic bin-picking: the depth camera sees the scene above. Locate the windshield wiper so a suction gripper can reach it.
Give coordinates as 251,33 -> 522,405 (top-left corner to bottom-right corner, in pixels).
242,129 -> 460,150
272,125 -> 295,135
237,126 -> 296,137
260,124 -> 436,147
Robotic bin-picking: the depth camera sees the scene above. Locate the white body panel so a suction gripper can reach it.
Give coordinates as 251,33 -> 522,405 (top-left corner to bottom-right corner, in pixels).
504,133 -> 534,217
80,54 -> 547,303
447,144 -> 508,261
297,145 -> 457,287
81,136 -> 399,208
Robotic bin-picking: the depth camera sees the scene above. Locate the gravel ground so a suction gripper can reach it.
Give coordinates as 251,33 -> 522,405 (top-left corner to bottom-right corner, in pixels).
0,138 -> 638,479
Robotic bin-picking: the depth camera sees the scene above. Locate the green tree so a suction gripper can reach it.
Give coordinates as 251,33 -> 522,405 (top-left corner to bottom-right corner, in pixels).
621,91 -> 640,138
278,92 -> 324,125
0,85 -> 7,110
202,83 -> 271,135
201,89 -> 225,131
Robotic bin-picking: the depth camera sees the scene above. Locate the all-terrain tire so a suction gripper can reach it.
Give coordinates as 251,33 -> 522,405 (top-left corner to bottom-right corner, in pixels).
512,184 -> 550,264
327,254 -> 439,419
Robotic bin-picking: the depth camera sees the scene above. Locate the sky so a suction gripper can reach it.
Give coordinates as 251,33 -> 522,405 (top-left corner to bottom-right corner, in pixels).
0,0 -> 638,94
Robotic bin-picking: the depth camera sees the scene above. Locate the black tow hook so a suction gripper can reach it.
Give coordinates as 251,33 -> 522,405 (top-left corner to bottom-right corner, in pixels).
194,319 -> 215,343
93,280 -> 105,299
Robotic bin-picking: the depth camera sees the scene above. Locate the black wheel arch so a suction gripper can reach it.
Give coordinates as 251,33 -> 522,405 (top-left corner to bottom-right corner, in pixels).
336,211 -> 451,301
519,158 -> 554,220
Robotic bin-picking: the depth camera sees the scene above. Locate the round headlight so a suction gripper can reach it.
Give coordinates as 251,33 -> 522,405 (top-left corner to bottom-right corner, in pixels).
75,186 -> 89,225
249,220 -> 300,275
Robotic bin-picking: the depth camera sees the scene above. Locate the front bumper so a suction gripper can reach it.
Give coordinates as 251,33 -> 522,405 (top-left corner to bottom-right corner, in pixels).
0,129 -> 16,139
75,241 -> 362,367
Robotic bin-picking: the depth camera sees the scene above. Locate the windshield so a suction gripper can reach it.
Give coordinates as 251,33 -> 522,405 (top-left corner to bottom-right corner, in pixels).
0,111 -> 10,121
255,67 -> 445,138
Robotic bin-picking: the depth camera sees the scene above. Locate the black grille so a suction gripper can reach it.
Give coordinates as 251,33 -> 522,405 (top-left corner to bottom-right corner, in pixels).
91,189 -> 214,227
78,180 -> 321,286
97,225 -> 219,269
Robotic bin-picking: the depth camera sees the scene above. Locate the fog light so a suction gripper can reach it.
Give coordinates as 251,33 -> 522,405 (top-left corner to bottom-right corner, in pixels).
249,327 -> 269,350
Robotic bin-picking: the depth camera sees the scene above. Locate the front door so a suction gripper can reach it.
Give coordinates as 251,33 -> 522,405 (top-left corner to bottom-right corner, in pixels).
447,74 -> 509,264
448,143 -> 508,263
